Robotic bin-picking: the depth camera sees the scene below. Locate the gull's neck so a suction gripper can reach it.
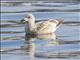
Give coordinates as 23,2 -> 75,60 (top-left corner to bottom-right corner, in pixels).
28,17 -> 36,32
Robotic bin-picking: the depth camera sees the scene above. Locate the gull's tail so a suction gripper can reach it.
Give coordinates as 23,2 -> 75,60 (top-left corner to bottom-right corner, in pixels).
56,19 -> 64,27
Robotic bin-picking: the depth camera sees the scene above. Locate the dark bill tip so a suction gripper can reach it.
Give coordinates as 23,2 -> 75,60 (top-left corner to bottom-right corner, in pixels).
20,19 -> 25,23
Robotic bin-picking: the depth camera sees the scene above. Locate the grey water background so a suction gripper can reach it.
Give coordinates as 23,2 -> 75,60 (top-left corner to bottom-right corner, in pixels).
1,0 -> 80,60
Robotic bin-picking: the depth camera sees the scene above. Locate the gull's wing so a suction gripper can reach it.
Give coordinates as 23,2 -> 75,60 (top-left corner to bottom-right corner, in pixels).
35,19 -> 63,34
49,19 -> 63,28
35,20 -> 57,34
36,21 -> 46,30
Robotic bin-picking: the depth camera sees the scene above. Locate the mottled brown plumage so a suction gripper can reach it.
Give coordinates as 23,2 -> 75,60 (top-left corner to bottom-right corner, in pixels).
21,13 -> 63,34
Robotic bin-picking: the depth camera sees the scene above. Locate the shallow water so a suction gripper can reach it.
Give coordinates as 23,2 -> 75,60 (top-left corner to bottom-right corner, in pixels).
1,2 -> 80,60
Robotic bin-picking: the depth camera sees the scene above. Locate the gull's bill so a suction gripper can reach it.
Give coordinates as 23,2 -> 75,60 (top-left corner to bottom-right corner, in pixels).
21,18 -> 28,23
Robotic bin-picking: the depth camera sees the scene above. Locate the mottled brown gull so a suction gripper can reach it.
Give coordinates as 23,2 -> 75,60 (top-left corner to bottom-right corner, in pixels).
21,13 -> 63,35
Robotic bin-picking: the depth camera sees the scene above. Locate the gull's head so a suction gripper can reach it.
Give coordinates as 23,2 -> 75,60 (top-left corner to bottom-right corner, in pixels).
21,13 -> 35,23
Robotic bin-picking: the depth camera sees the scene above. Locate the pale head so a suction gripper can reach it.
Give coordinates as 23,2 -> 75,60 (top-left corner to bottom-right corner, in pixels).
21,13 -> 36,31
23,13 -> 35,23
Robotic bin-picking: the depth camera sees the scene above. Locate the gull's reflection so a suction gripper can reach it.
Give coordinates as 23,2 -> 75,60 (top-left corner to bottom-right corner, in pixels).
23,33 -> 59,59
23,37 -> 35,60
23,36 -> 35,54
37,33 -> 59,46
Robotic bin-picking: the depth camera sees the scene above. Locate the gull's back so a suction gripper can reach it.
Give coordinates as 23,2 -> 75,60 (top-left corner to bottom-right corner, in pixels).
36,19 -> 63,34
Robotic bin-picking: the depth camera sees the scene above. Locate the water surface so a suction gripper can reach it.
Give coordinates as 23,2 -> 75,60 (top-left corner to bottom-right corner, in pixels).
1,2 -> 80,60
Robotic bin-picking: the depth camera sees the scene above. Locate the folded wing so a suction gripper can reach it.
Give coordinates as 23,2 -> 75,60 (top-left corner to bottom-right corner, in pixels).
36,19 -> 63,34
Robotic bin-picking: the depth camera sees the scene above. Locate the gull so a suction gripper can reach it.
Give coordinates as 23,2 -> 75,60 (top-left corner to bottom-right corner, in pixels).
37,33 -> 56,40
21,13 -> 63,35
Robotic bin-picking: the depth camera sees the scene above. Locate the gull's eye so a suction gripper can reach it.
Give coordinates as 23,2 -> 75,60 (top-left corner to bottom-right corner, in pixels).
27,16 -> 30,18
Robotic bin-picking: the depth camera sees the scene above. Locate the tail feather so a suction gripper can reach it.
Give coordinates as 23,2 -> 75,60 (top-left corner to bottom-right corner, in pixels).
56,20 -> 64,27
